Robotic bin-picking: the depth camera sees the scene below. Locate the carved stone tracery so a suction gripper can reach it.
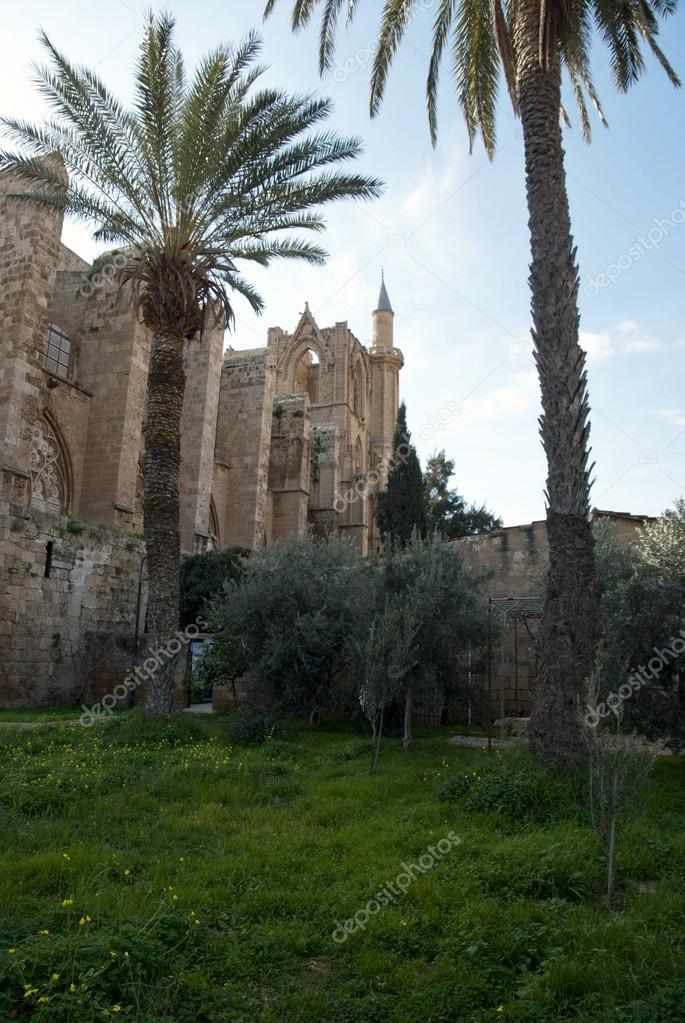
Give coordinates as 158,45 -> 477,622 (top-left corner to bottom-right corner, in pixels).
29,417 -> 69,514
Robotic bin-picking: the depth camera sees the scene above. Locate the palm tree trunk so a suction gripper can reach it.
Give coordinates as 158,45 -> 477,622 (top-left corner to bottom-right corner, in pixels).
142,330 -> 185,716
514,0 -> 597,763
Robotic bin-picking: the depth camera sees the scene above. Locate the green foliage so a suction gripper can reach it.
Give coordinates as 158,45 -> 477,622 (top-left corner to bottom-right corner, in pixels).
375,402 -> 427,548
224,706 -> 284,745
0,14 -> 382,325
266,0 -> 680,155
382,531 -> 489,703
1,722 -> 684,1021
593,507 -> 685,749
356,603 -> 419,772
424,449 -> 501,538
351,532 -> 489,757
207,531 -> 365,720
179,546 -> 248,628
438,750 -> 587,826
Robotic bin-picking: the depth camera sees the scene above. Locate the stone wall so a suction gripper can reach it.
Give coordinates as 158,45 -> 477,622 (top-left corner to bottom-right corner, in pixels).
0,167 -> 65,506
215,348 -> 274,548
0,507 -> 145,708
268,394 -> 311,541
180,316 -> 224,552
454,511 -> 654,719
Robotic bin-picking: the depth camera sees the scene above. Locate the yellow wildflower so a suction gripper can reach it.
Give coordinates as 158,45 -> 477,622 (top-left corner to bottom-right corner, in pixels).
38,929 -> 50,936
51,972 -> 60,980
62,898 -> 73,907
113,1006 -> 122,1014
38,996 -> 50,1005
8,948 -> 16,955
69,983 -> 77,993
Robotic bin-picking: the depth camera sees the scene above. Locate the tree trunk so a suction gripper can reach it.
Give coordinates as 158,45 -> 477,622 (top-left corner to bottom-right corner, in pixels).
514,0 -> 597,764
403,684 -> 413,750
370,704 -> 384,775
142,330 -> 186,716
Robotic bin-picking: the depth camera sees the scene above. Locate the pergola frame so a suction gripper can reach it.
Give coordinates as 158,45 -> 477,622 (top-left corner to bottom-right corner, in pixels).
486,596 -> 544,749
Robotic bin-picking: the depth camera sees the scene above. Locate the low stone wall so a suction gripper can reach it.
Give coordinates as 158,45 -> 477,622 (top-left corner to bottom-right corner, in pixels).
454,511 -> 652,718
0,507 -> 146,707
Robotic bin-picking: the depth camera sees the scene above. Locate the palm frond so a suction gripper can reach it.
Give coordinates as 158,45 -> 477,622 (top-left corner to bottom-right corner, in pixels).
133,11 -> 182,234
371,0 -> 418,116
1,12 -> 382,332
227,239 -> 328,264
451,0 -> 499,156
428,0 -> 457,146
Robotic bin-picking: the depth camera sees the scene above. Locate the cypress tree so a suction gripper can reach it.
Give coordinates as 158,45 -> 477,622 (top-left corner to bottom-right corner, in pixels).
375,402 -> 427,547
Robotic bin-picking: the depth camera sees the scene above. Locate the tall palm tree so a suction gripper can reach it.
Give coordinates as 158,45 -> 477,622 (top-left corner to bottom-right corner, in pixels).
0,13 -> 381,715
266,0 -> 681,762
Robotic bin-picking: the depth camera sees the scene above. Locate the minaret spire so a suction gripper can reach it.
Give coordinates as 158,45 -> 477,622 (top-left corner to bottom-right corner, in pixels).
376,269 -> 393,313
372,270 -> 394,346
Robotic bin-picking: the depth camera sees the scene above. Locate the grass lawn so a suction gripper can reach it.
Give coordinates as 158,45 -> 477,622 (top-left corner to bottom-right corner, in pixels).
0,707 -> 88,723
1,715 -> 684,1022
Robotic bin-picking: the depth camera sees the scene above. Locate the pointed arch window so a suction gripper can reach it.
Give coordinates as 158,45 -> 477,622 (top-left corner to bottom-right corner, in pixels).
353,364 -> 364,419
29,416 -> 71,515
208,498 -> 221,551
293,347 -> 320,404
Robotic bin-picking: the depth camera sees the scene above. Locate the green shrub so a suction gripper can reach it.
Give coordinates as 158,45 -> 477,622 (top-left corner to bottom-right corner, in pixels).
108,709 -> 207,747
438,751 -> 586,825
179,546 -> 248,628
225,707 -> 284,745
207,531 -> 365,722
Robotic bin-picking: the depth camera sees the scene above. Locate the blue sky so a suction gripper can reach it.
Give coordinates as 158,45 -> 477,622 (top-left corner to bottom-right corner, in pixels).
2,1 -> 684,524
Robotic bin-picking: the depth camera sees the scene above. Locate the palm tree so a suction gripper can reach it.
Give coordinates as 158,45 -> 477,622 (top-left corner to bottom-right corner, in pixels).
266,0 -> 680,762
0,13 -> 382,714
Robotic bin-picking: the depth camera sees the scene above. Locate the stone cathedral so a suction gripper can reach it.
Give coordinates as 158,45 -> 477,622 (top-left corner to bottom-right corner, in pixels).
0,170 -> 403,706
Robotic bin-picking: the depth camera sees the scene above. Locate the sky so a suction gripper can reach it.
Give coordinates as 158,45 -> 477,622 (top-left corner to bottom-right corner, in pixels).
2,1 -> 684,525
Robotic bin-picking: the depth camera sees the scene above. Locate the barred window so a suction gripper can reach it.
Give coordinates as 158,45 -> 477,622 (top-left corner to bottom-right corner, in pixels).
44,323 -> 71,379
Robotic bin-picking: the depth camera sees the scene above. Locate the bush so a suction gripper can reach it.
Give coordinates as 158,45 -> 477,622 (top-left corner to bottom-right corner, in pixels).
179,547 -> 248,628
438,752 -> 586,826
207,531 -> 366,722
593,508 -> 685,750
225,707 -> 284,745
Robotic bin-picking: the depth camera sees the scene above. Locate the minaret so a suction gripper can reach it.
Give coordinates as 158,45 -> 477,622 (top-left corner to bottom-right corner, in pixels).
371,270 -> 394,348
368,272 -> 403,552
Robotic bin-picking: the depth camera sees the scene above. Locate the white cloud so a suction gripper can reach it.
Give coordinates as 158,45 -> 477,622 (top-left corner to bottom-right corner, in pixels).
655,409 -> 685,428
461,371 -> 539,421
581,330 -> 614,362
581,321 -> 661,361
617,320 -> 661,352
